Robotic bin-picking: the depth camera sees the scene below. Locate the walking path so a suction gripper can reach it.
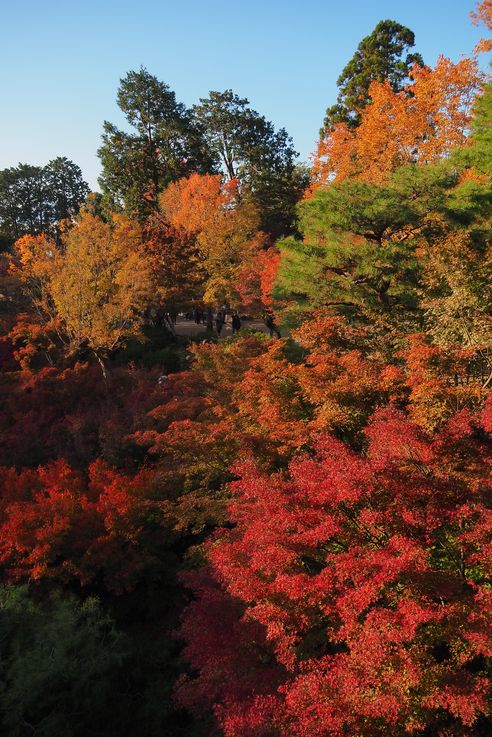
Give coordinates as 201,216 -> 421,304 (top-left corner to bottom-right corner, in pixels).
173,315 -> 271,340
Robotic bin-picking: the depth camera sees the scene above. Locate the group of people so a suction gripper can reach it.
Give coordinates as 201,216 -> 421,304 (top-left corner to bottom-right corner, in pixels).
186,306 -> 242,335
189,307 -> 206,325
214,309 -> 242,336
185,305 -> 281,339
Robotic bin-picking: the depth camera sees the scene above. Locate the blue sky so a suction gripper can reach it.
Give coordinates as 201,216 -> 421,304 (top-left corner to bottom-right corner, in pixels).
0,0 -> 487,190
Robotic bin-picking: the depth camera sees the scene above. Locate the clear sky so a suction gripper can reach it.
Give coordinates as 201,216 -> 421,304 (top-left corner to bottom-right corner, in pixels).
0,0 -> 487,190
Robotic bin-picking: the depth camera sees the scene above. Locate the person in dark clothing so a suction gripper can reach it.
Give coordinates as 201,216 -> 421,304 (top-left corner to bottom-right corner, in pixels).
265,312 -> 281,338
231,312 -> 241,334
215,310 -> 225,336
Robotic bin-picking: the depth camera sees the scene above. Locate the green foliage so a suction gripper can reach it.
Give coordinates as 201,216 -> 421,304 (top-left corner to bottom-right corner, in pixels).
115,325 -> 184,371
324,19 -> 423,130
98,68 -> 215,221
0,586 -> 126,737
300,164 -> 456,241
0,585 -> 197,737
425,86 -> 492,359
194,89 -> 306,237
44,158 -> 91,225
457,81 -> 492,175
250,162 -> 309,239
448,82 -> 492,224
0,164 -> 45,245
272,236 -> 329,327
275,164 -> 459,339
0,158 -> 89,247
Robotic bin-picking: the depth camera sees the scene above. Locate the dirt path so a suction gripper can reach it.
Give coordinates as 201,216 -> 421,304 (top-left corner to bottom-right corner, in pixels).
173,316 -> 272,340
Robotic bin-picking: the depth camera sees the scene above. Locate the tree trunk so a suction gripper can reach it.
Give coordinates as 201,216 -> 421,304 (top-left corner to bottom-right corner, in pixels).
93,351 -> 109,388
206,306 -> 214,333
164,313 -> 176,335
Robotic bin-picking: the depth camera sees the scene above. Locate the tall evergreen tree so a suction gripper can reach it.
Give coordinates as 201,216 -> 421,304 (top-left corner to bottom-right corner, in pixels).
274,164 -> 459,341
44,157 -> 91,225
98,68 -> 215,221
0,165 -> 47,244
194,90 -> 307,238
324,19 -> 423,130
0,159 -> 89,248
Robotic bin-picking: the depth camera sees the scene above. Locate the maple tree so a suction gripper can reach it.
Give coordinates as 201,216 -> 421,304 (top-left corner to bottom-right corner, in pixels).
471,0 -> 492,52
11,208 -> 153,376
235,246 -> 282,314
159,173 -> 267,312
402,333 -> 490,432
0,458 -> 175,594
178,405 -> 492,737
313,56 -> 482,186
143,213 -> 205,317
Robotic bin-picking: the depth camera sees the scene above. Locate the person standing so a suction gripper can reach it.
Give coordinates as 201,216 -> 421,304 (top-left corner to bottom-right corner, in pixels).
215,310 -> 225,336
231,312 -> 241,334
265,312 -> 281,339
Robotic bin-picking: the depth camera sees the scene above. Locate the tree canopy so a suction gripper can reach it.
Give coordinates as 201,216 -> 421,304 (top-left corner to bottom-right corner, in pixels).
194,89 -> 307,237
323,19 -> 424,130
313,55 -> 481,187
0,158 -> 89,248
0,7 -> 490,737
12,208 -> 153,374
98,68 -> 215,221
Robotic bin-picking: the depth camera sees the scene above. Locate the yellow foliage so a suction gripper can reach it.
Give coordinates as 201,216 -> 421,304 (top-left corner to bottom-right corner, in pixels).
13,210 -> 153,356
160,174 -> 265,307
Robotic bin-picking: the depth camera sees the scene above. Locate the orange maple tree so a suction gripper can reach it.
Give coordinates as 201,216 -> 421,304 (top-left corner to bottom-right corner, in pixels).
159,173 -> 267,308
312,56 -> 482,187
471,0 -> 492,52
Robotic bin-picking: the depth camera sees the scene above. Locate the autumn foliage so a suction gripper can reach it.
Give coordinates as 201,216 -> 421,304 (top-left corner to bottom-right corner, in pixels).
0,459 -> 173,593
159,173 -> 268,308
0,8 -> 490,737
471,0 -> 492,52
178,406 -> 492,737
312,56 -> 482,187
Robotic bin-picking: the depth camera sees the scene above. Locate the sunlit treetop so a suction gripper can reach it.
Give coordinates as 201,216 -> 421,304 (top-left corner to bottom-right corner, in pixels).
323,19 -> 424,131
313,55 -> 483,187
